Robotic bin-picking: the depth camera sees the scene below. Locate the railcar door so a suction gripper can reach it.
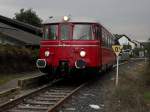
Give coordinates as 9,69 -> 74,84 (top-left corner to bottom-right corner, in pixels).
58,23 -> 73,60
94,24 -> 102,69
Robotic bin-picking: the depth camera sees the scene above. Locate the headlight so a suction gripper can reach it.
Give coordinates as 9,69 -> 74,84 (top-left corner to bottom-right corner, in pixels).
45,51 -> 50,57
80,51 -> 86,57
63,16 -> 69,21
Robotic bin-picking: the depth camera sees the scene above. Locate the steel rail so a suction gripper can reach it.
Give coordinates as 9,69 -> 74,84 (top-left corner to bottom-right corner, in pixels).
0,78 -> 87,112
48,82 -> 86,112
0,79 -> 62,112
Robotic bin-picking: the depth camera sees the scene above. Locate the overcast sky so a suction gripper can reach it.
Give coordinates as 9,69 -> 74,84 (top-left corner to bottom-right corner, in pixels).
0,0 -> 149,41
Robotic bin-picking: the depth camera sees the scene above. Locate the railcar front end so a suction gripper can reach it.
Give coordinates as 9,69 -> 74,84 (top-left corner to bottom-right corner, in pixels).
36,17 -> 101,76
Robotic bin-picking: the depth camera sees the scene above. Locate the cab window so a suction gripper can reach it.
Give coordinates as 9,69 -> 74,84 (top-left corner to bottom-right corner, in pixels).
73,24 -> 94,40
43,25 -> 58,40
60,24 -> 71,40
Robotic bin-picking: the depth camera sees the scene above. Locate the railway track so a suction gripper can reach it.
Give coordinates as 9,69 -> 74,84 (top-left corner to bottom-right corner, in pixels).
0,78 -> 86,112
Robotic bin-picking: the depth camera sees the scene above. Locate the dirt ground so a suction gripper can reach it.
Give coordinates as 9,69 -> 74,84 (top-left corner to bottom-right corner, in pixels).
104,60 -> 150,112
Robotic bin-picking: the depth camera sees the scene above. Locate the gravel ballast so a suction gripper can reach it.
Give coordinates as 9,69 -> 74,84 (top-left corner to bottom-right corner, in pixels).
58,71 -> 114,112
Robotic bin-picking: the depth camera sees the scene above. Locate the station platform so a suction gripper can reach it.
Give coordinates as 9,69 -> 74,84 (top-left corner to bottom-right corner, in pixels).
0,72 -> 44,94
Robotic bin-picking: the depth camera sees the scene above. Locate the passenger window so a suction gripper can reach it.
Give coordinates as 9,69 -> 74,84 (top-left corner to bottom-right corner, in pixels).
108,37 -> 110,48
95,26 -> 100,40
102,30 -> 105,46
105,34 -> 108,47
107,36 -> 109,48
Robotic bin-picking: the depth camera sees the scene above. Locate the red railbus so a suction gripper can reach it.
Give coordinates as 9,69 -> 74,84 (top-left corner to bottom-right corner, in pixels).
36,16 -> 116,76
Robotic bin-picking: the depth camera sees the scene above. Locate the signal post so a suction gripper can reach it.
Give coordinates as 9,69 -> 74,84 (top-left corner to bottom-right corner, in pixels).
112,45 -> 123,86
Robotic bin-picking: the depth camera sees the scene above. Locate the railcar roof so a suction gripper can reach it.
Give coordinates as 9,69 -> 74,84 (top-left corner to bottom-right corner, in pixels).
43,16 -> 100,24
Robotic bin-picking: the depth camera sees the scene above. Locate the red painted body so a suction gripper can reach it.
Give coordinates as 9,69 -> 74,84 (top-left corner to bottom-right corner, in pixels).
102,47 -> 116,66
39,40 -> 100,68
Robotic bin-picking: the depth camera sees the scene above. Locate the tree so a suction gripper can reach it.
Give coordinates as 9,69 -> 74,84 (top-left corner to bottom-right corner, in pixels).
14,8 -> 42,27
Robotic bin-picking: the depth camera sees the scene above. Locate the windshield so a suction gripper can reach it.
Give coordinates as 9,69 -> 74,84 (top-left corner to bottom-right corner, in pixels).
73,24 -> 94,40
43,25 -> 58,40
60,24 -> 71,40
43,24 -> 94,40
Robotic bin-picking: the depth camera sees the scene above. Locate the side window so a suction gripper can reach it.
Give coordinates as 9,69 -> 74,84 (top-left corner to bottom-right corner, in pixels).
107,36 -> 109,48
105,34 -> 107,47
103,31 -> 105,46
92,25 -> 96,40
94,25 -> 100,40
112,38 -> 115,45
102,29 -> 105,46
110,37 -> 112,47
108,36 -> 111,48
109,36 -> 111,48
110,37 -> 113,47
106,33 -> 108,47
95,27 -> 98,39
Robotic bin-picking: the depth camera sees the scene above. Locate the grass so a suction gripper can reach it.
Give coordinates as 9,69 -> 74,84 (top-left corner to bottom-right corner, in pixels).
0,73 -> 27,85
144,92 -> 150,102
143,63 -> 150,105
104,60 -> 150,112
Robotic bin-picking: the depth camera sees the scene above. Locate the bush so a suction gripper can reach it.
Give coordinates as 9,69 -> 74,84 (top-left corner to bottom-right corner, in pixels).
0,45 -> 38,73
